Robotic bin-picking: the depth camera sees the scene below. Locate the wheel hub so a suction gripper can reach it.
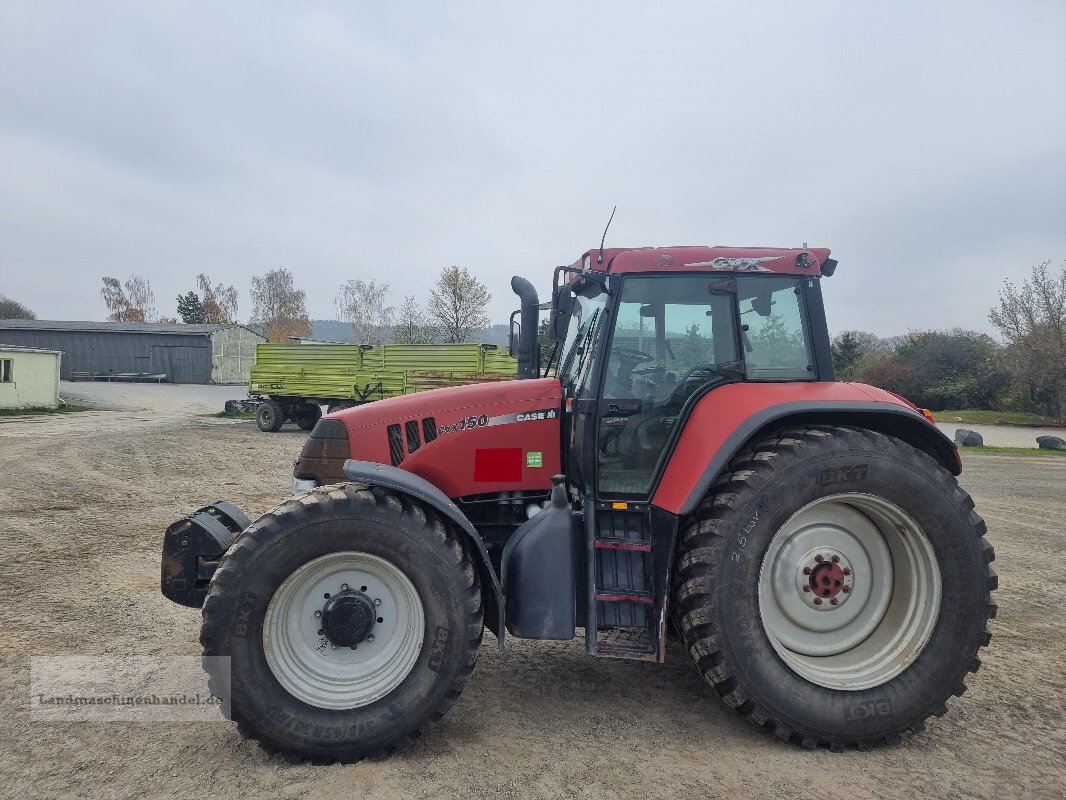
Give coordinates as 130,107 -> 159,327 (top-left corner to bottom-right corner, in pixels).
320,590 -> 377,647
796,548 -> 854,609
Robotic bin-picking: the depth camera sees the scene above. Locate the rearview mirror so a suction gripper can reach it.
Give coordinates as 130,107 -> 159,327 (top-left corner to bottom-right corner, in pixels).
548,285 -> 574,341
751,295 -> 773,317
508,311 -> 521,358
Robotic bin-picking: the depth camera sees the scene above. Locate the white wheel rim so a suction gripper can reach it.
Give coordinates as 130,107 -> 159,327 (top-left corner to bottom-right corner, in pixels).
758,493 -> 941,691
263,552 -> 425,710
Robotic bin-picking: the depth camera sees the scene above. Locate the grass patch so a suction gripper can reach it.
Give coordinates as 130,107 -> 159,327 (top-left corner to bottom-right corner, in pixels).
931,409 -> 1059,426
960,445 -> 1066,457
215,410 -> 257,419
0,404 -> 90,416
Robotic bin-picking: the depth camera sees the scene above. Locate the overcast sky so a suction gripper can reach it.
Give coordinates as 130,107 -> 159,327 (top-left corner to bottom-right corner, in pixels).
1,1 -> 1063,336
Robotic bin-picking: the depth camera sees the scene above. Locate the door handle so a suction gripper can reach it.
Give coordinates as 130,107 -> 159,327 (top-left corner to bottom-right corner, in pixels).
604,399 -> 642,416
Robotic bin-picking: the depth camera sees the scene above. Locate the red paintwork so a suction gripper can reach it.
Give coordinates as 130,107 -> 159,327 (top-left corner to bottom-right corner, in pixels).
569,246 -> 832,277
330,378 -> 563,497
652,382 -> 921,514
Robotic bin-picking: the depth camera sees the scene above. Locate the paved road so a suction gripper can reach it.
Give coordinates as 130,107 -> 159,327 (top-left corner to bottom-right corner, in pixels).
936,421 -> 1065,448
59,380 -> 246,415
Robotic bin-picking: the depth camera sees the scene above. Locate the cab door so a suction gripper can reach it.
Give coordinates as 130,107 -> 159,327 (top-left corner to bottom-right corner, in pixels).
592,275 -> 740,501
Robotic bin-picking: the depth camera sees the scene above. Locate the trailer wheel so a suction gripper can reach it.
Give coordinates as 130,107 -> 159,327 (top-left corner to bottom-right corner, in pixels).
294,403 -> 322,431
673,425 -> 996,749
200,484 -> 483,762
256,400 -> 285,432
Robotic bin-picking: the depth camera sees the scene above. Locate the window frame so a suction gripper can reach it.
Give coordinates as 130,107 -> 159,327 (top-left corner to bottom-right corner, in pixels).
0,358 -> 12,383
735,274 -> 819,383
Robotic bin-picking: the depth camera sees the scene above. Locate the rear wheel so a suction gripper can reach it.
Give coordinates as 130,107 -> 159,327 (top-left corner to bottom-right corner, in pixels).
201,484 -> 484,762
673,425 -> 996,748
294,403 -> 322,431
256,400 -> 285,432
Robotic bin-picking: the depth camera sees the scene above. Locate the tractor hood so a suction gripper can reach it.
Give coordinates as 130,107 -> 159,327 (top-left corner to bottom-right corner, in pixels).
301,378 -> 564,499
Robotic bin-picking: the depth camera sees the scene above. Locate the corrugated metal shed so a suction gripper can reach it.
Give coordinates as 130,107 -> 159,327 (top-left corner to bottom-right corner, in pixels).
0,320 -> 265,384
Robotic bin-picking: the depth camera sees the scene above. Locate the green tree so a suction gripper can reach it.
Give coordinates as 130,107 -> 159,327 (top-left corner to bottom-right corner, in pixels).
989,260 -> 1066,421
428,266 -> 491,343
176,291 -> 206,324
100,275 -> 156,322
393,295 -> 436,344
0,295 -> 36,320
249,268 -> 312,343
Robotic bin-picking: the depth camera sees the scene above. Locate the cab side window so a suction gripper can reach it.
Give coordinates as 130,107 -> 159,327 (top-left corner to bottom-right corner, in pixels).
737,276 -> 815,380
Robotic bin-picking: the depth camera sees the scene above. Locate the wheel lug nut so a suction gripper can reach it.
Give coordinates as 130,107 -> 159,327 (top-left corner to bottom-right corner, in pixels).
802,585 -> 811,593
814,598 -> 823,605
830,555 -> 840,563
842,568 -> 851,576
374,598 -> 381,606
842,586 -> 851,593
814,555 -> 824,563
341,584 -> 348,591
314,610 -> 321,618
803,567 -> 812,575
367,634 -> 375,642
830,598 -> 839,605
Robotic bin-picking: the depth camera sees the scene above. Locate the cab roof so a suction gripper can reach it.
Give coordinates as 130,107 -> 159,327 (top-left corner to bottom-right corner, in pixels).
571,246 -> 834,277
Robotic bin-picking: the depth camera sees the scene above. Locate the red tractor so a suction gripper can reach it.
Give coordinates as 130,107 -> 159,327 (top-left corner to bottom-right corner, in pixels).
162,245 -> 996,761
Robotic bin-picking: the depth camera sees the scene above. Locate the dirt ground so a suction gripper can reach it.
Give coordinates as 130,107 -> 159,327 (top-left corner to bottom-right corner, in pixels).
1,388 -> 1063,800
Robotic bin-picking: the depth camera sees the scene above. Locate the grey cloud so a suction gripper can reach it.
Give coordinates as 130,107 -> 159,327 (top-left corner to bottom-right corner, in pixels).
1,1 -> 1063,335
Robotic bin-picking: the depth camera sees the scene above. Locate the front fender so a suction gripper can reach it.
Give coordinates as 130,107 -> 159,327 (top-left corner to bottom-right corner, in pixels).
342,459 -> 506,650
652,382 -> 958,515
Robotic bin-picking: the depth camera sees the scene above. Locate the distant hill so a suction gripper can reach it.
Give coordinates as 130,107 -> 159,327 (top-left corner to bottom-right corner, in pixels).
310,319 -> 509,347
310,319 -> 352,342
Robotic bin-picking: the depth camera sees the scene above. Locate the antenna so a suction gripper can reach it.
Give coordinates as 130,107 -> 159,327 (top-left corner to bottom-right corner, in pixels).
597,206 -> 617,264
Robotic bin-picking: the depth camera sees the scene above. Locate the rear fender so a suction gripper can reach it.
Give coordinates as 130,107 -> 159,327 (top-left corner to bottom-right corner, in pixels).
342,459 -> 506,650
653,390 -> 959,516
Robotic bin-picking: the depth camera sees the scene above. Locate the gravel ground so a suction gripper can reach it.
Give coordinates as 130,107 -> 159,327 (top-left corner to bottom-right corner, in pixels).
1,388 -> 1063,800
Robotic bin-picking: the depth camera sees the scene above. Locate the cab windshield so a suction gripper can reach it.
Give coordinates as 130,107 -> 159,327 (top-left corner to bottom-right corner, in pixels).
557,286 -> 608,388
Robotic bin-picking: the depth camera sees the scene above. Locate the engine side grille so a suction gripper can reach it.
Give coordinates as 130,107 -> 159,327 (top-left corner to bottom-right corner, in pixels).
422,417 -> 437,443
387,424 -> 404,466
405,420 -> 421,454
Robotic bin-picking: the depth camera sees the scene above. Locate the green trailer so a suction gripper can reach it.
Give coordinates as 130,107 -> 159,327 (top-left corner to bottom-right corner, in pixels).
248,342 -> 517,431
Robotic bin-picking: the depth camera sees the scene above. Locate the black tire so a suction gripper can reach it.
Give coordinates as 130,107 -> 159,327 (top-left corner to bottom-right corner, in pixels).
673,425 -> 996,749
256,400 -> 285,432
327,402 -> 354,414
294,403 -> 322,431
201,483 -> 484,762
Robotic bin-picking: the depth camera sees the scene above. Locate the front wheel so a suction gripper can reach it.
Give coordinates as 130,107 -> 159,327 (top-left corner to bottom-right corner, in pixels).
673,425 -> 996,749
201,484 -> 484,762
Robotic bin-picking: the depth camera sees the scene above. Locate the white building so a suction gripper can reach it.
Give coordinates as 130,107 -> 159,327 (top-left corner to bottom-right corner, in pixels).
0,346 -> 62,409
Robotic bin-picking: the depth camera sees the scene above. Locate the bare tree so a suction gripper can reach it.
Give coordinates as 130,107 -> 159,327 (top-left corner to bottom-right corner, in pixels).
249,268 -> 312,343
989,260 -> 1066,421
428,266 -> 491,343
393,295 -> 437,344
336,279 -> 394,345
100,275 -> 156,322
197,274 -> 239,325
0,295 -> 36,319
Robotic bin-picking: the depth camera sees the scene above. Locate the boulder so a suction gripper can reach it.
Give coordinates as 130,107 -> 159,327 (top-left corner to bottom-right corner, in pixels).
954,428 -> 984,447
1036,435 -> 1066,451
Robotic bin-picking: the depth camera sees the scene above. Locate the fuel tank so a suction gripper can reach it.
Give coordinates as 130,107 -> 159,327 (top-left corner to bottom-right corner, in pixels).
325,378 -> 563,498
